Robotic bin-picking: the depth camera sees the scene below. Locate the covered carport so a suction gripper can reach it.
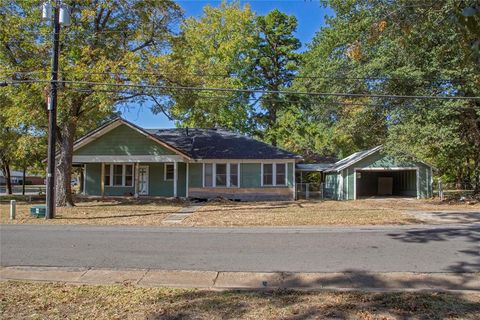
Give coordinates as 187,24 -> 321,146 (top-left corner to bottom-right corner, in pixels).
323,146 -> 434,200
355,168 -> 418,198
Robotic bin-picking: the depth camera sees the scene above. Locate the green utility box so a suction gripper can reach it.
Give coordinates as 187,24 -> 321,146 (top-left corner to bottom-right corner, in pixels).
30,205 -> 46,218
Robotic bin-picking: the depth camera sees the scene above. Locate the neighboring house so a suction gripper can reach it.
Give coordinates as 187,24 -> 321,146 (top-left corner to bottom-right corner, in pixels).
314,146 -> 434,200
72,118 -> 300,201
0,170 -> 44,185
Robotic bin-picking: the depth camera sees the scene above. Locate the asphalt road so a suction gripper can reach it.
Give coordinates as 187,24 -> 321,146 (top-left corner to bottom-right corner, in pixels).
1,224 -> 479,273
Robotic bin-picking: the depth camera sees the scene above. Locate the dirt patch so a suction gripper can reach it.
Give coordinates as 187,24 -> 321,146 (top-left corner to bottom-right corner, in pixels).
0,281 -> 479,319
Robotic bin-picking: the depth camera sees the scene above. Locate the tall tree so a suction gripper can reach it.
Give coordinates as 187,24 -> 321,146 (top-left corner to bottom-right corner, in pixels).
158,3 -> 301,143
153,1 -> 257,132
293,0 -> 480,191
1,0 -> 182,206
248,9 -> 301,145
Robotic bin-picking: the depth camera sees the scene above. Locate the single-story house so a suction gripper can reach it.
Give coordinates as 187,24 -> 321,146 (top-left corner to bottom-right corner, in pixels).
299,146 -> 434,200
72,118 -> 301,201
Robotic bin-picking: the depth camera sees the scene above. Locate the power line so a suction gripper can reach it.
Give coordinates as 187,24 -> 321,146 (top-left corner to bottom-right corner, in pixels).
62,86 -> 392,108
0,69 -> 470,83
5,79 -> 480,101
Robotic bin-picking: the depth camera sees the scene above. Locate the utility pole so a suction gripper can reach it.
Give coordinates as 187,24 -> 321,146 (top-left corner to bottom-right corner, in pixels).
45,0 -> 60,219
43,0 -> 70,219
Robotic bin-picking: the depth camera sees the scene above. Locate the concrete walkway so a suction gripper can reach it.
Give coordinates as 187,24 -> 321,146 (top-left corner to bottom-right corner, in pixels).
162,204 -> 203,224
1,266 -> 479,292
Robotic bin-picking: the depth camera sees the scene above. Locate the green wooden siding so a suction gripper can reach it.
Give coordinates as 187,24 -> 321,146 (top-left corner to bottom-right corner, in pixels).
177,162 -> 187,197
326,151 -> 432,200
85,163 -> 101,195
189,163 -> 203,188
75,124 -> 175,156
148,163 -> 171,197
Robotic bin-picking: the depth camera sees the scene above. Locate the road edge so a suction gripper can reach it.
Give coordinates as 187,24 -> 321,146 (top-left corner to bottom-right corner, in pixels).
1,266 -> 479,293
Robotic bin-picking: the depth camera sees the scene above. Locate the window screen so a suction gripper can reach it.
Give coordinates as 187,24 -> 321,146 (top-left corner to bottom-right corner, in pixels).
276,163 -> 286,185
113,165 -> 123,186
263,164 -> 273,185
230,163 -> 238,187
216,164 -> 227,187
165,164 -> 174,180
204,164 -> 213,187
104,164 -> 111,186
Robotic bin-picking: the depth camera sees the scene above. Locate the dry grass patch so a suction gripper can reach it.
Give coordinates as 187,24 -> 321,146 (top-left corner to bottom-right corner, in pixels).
185,198 -> 480,227
0,198 -> 184,226
185,199 -> 420,226
1,281 -> 479,319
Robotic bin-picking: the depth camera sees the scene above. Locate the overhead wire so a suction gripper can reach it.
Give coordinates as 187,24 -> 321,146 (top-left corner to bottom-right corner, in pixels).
4,79 -> 479,101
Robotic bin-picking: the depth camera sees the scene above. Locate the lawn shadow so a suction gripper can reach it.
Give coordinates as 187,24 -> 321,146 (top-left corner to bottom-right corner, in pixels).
146,283 -> 480,319
55,210 -> 180,220
413,211 -> 480,224
73,196 -> 189,207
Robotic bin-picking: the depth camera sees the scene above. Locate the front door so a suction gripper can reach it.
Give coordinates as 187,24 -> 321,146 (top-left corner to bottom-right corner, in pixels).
138,166 -> 149,195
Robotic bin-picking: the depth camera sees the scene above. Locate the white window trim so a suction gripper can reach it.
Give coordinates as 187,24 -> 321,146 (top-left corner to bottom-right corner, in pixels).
164,163 -> 174,181
202,162 -> 240,188
106,163 -> 134,187
261,163 -> 288,187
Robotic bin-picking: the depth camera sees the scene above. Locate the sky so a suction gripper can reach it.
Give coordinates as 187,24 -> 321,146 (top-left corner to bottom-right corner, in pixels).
120,0 -> 333,129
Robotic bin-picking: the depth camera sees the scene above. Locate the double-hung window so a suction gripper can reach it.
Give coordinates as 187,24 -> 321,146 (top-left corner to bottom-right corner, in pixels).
229,163 -> 238,187
262,163 -> 287,186
262,164 -> 273,186
104,164 -> 111,186
164,163 -> 174,181
276,163 -> 286,185
204,164 -> 213,187
125,165 -> 133,186
113,165 -> 124,186
204,163 -> 239,188
215,164 -> 227,187
104,164 -> 134,187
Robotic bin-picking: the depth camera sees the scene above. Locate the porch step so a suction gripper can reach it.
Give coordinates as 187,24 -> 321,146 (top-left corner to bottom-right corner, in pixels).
162,205 -> 203,224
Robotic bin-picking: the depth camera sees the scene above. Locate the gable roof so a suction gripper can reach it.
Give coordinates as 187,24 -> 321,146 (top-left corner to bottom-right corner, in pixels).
325,146 -> 383,172
324,145 -> 436,172
73,118 -> 300,161
146,128 -> 301,160
73,118 -> 192,160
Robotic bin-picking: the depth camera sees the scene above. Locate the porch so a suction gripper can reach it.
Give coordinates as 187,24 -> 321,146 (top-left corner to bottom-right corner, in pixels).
75,159 -> 188,198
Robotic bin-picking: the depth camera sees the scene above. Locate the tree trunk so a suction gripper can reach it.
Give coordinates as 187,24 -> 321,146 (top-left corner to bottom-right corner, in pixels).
22,167 -> 26,195
55,120 -> 77,207
1,163 -> 13,195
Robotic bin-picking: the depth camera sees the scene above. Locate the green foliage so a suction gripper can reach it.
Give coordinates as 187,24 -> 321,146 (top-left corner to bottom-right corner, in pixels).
0,0 -> 183,204
152,1 -> 257,132
292,0 -> 480,190
159,2 -> 301,144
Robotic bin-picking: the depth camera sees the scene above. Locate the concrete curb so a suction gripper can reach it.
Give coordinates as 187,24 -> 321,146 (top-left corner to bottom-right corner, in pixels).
1,266 -> 479,293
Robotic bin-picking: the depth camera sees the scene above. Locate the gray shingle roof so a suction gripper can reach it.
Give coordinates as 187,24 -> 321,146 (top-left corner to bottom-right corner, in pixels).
324,146 -> 382,172
146,128 -> 300,160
